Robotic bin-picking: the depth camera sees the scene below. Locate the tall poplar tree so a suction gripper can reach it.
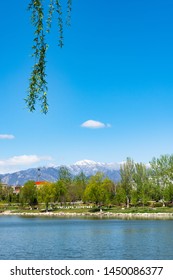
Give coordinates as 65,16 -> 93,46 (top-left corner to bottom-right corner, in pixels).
120,158 -> 135,208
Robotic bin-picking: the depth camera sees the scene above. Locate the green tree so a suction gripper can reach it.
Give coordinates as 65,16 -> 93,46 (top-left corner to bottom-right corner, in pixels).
133,163 -> 151,206
150,154 -> 173,205
101,177 -> 115,205
130,188 -> 138,206
19,180 -> 37,209
59,166 -> 72,182
0,182 -> 6,201
163,183 -> 173,203
37,182 -> 56,211
26,0 -> 72,114
57,166 -> 72,203
120,158 -> 135,208
0,184 -> 14,203
73,172 -> 88,201
114,183 -> 126,205
53,180 -> 67,204
83,173 -> 114,206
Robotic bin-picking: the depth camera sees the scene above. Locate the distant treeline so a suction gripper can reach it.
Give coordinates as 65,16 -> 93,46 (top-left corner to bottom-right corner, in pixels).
1,154 -> 173,209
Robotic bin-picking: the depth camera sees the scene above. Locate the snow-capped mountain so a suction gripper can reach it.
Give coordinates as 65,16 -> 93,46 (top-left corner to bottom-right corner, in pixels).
69,160 -> 120,177
0,160 -> 121,186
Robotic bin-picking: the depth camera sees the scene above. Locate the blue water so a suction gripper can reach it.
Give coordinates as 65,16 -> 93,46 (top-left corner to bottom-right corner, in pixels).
0,216 -> 173,259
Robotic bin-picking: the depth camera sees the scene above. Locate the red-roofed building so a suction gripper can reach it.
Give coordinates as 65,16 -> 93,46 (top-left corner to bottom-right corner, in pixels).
35,181 -> 47,187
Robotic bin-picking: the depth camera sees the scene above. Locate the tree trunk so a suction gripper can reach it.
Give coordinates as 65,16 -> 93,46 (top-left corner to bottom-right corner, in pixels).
46,202 -> 49,212
126,196 -> 130,208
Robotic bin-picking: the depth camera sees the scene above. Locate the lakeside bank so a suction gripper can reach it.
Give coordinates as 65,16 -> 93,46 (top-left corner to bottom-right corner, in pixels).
1,210 -> 173,219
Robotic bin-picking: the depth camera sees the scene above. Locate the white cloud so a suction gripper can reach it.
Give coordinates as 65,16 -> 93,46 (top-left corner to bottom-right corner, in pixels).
0,155 -> 52,174
81,120 -> 111,129
0,134 -> 15,139
0,155 -> 52,166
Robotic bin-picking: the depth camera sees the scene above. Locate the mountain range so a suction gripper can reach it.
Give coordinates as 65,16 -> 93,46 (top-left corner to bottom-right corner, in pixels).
0,160 -> 121,186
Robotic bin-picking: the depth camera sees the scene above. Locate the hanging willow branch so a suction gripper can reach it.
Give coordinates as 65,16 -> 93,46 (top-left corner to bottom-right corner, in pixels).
56,0 -> 64,48
25,0 -> 72,114
66,0 -> 72,26
46,0 -> 55,33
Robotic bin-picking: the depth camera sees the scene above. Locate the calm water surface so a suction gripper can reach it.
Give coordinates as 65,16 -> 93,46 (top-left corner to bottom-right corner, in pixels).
0,216 -> 173,259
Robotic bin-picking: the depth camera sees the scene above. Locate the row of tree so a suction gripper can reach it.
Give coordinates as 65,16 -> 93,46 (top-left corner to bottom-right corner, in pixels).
19,169 -> 115,211
1,154 -> 173,209
118,155 -> 173,208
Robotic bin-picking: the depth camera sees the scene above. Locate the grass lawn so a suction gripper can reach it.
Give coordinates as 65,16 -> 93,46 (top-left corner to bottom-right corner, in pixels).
1,203 -> 173,214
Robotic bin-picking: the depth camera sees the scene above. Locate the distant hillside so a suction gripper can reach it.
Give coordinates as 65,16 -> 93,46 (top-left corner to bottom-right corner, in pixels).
0,160 -> 121,186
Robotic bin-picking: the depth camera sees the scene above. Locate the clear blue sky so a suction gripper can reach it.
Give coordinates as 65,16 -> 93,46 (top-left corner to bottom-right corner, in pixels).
0,0 -> 173,173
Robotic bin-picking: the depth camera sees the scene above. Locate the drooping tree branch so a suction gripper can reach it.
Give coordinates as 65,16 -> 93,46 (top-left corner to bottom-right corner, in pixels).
46,0 -> 55,33
25,0 -> 72,114
66,0 -> 72,26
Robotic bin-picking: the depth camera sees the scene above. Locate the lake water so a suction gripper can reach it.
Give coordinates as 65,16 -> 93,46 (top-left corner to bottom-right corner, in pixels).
0,216 -> 173,260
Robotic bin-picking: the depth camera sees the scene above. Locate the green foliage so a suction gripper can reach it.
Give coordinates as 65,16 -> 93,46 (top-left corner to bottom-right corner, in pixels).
133,163 -> 151,206
0,184 -> 14,203
0,183 -> 4,201
58,166 -> 72,202
150,154 -> 173,204
83,173 -> 115,206
53,180 -> 68,203
37,182 -> 56,211
163,184 -> 173,202
19,180 -> 37,208
58,166 -> 72,182
25,0 -> 72,114
73,172 -> 87,201
120,158 -> 135,208
101,177 -> 116,205
114,184 -> 126,205
130,189 -> 138,206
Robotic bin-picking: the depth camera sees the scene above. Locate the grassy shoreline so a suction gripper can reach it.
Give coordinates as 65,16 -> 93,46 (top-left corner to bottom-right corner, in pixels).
1,209 -> 173,219
1,204 -> 173,219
